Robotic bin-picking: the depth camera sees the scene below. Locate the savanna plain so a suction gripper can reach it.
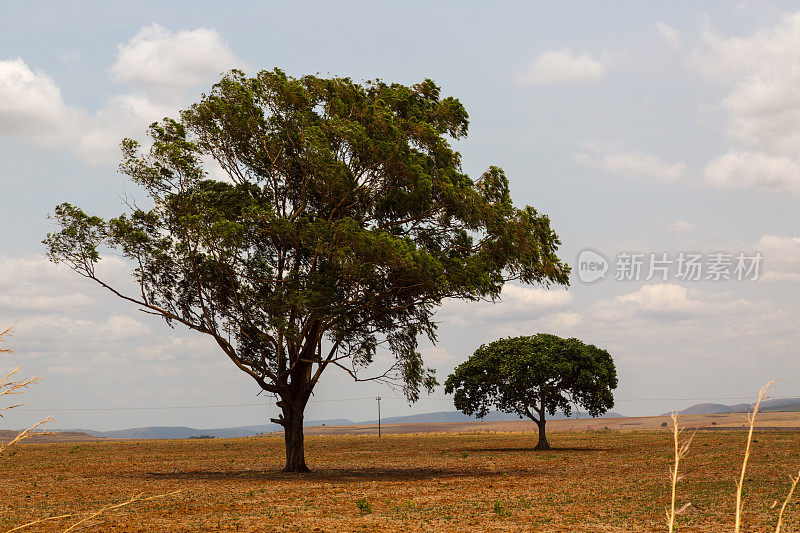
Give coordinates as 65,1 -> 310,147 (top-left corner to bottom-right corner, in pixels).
3,418 -> 800,532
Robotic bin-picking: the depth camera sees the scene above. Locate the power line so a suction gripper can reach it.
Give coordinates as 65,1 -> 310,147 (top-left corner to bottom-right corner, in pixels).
615,397 -> 761,402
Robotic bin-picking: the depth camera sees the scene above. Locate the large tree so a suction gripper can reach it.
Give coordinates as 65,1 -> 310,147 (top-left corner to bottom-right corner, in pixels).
44,69 -> 569,471
445,334 -> 617,450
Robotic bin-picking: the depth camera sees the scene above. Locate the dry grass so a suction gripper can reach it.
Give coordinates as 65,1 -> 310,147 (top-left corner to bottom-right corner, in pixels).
667,412 -> 695,532
666,381 -> 800,533
2,325 -> 179,532
2,428 -> 800,532
0,326 -> 52,453
5,490 -> 182,532
0,325 -> 13,356
4,324 -> 799,530
775,468 -> 800,533
735,382 -> 774,533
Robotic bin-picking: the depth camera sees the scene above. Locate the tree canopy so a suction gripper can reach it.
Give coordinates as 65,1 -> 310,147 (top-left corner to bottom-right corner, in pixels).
44,69 -> 569,471
445,334 -> 616,450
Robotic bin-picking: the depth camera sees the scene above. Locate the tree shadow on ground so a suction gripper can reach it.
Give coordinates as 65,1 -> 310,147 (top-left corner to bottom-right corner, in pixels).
143,466 -> 514,482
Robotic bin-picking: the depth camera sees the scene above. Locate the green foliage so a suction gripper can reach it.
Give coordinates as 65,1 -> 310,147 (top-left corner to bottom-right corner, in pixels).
44,68 -> 569,467
492,500 -> 508,517
445,334 -> 617,424
356,498 -> 372,514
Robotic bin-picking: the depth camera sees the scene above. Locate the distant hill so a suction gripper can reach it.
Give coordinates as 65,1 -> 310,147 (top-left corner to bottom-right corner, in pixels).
63,410 -> 623,440
0,430 -> 101,443
359,410 -> 624,425
672,398 -> 800,416
71,418 -> 354,440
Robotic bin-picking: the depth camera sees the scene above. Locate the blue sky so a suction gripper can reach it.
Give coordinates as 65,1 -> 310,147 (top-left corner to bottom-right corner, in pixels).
2,1 -> 800,430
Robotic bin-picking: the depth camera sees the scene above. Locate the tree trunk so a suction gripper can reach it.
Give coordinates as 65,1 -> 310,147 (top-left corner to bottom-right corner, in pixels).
534,420 -> 550,450
281,402 -> 309,472
276,326 -> 318,473
534,402 -> 550,451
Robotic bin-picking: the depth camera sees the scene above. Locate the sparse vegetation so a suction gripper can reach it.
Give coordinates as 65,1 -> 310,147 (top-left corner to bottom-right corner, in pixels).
491,500 -> 508,517
1,325 -> 182,532
665,381 -> 800,532
3,428 -> 800,531
356,498 -> 372,514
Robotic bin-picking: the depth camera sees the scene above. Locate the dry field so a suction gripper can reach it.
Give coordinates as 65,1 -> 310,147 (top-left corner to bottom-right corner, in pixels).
303,412 -> 800,436
2,423 -> 800,532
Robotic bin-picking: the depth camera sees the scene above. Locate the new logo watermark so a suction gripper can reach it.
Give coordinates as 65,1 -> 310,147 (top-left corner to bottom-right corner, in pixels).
576,249 -> 762,284
577,249 -> 609,284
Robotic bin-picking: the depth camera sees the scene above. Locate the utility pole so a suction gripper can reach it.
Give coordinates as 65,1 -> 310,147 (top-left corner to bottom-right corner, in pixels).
376,396 -> 382,437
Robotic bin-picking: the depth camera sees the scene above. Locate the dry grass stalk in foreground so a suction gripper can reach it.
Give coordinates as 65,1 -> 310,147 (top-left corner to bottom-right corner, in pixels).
1,326 -> 52,453
774,467 -> 800,533
669,380 -> 800,532
5,490 -> 182,532
0,416 -> 53,454
1,325 -> 181,533
0,365 -> 45,410
0,325 -> 13,355
666,411 -> 694,532
734,381 -> 773,533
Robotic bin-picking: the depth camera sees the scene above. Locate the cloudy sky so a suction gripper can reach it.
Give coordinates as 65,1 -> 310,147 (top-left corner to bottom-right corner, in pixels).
2,1 -> 800,431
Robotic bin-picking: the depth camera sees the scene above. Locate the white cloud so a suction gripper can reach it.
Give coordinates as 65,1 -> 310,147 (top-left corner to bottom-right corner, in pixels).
616,284 -> 702,318
76,93 -> 173,165
12,314 -> 150,347
111,23 -> 241,102
0,57 -> 163,165
722,77 -> 800,153
46,365 -> 90,376
0,255 -> 133,297
695,12 -> 800,190
575,142 -> 686,182
56,48 -> 80,65
669,220 -> 695,233
0,254 -> 229,401
0,293 -> 94,313
489,310 -> 582,338
102,315 -> 152,340
691,13 -> 800,82
132,335 -> 218,363
703,151 -> 800,192
517,49 -> 609,87
0,58 -> 84,144
757,234 -> 800,282
441,284 -> 572,326
655,22 -> 680,48
0,24 -> 242,165
607,284 -> 752,322
540,311 -> 582,330
420,346 -> 458,364
500,283 -> 571,307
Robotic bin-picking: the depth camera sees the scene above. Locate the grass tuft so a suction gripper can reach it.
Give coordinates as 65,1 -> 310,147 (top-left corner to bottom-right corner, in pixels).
356,498 -> 372,514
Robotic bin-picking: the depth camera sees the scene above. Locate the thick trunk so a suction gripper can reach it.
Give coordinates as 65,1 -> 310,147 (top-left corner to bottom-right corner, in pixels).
534,420 -> 550,450
276,325 -> 319,473
281,402 -> 309,472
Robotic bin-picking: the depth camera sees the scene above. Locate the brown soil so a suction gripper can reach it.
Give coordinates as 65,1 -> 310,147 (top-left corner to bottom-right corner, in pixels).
2,427 -> 799,531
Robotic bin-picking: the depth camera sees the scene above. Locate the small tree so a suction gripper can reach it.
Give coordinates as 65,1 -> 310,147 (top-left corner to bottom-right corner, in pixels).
44,69 -> 569,472
445,333 -> 617,450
